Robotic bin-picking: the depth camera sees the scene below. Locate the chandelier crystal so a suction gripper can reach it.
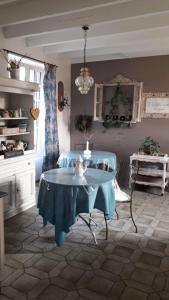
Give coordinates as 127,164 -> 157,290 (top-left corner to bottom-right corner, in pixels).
75,26 -> 94,94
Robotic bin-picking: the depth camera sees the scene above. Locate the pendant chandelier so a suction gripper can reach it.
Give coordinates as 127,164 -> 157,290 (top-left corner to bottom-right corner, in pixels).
75,25 -> 94,94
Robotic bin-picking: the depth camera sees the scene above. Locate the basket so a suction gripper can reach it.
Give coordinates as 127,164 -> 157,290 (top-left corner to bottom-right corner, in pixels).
0,127 -> 19,135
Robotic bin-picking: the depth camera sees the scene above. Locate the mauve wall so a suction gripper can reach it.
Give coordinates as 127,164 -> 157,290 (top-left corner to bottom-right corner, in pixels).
71,56 -> 169,186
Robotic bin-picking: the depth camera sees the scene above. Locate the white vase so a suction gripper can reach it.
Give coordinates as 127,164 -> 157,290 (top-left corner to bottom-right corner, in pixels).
74,156 -> 87,176
83,140 -> 91,158
9,68 -> 20,80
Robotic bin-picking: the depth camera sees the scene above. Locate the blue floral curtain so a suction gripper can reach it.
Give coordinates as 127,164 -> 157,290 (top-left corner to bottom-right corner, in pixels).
42,64 -> 59,171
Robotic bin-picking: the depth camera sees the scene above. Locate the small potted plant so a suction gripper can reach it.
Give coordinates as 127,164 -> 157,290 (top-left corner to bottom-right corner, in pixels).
139,136 -> 160,155
0,50 -> 25,80
7,58 -> 21,79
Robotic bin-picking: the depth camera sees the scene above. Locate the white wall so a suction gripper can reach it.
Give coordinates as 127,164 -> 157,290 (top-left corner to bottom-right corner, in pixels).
0,28 -> 71,153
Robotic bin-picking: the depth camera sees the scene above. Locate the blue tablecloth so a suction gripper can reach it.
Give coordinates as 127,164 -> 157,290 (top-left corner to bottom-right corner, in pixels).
38,168 -> 115,246
57,151 -> 116,172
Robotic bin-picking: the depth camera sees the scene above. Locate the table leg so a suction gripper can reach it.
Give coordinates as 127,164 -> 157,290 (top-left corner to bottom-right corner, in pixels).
43,217 -> 47,226
0,199 -> 5,270
55,227 -> 66,247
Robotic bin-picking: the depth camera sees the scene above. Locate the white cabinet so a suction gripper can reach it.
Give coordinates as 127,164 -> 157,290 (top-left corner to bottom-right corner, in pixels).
0,153 -> 36,219
0,175 -> 15,213
16,169 -> 35,208
0,77 -> 38,219
130,153 -> 169,195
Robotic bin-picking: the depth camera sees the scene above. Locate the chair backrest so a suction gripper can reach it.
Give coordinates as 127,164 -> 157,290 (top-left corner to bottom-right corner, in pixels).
114,165 -> 139,202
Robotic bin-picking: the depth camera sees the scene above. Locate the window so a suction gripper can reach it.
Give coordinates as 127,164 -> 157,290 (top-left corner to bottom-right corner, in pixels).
94,74 -> 143,126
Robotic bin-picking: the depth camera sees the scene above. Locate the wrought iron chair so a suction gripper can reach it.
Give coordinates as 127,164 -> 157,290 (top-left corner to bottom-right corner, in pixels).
114,165 -> 139,233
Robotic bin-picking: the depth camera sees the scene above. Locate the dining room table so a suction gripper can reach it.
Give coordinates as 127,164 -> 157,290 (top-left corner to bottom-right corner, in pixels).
57,150 -> 116,173
37,167 -> 115,246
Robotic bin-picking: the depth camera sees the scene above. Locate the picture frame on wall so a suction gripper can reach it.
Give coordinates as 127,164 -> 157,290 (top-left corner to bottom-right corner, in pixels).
142,92 -> 169,118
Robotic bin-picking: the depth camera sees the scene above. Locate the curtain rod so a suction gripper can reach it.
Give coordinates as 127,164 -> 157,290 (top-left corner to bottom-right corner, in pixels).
2,48 -> 58,68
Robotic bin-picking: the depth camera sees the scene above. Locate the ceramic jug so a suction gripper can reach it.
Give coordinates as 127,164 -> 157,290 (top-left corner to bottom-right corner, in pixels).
16,140 -> 28,151
74,156 -> 87,177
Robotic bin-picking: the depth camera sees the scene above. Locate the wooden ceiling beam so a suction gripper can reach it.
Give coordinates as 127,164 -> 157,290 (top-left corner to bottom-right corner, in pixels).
26,12 -> 169,48
3,0 -> 169,38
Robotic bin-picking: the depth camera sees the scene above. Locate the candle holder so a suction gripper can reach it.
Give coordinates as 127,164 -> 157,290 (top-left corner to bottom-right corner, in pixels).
83,131 -> 93,158
83,140 -> 91,158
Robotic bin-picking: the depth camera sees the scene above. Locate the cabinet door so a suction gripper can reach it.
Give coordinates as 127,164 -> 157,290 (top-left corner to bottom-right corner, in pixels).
0,175 -> 15,213
15,169 -> 35,207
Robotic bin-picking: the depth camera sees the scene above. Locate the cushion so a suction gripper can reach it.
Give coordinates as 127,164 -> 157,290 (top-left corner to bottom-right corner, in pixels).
112,180 -> 130,202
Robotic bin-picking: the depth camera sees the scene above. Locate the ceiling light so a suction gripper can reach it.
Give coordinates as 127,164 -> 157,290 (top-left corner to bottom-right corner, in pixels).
75,25 -> 94,95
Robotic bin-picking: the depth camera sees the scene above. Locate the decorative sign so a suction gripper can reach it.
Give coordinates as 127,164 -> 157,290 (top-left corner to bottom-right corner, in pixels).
146,97 -> 169,113
30,108 -> 40,120
143,93 -> 169,118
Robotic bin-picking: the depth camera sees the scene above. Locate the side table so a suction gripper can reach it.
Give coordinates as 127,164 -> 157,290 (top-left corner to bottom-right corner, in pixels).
129,153 -> 169,195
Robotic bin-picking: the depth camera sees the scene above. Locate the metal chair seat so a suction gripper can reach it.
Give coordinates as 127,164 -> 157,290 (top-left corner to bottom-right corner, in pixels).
114,183 -> 130,203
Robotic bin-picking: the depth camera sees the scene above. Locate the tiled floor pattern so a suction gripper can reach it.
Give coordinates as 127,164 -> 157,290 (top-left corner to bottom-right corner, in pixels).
1,190 -> 169,299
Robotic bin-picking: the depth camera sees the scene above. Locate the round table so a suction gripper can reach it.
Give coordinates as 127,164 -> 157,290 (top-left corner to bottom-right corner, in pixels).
42,167 -> 114,186
57,151 -> 116,172
38,168 -> 115,246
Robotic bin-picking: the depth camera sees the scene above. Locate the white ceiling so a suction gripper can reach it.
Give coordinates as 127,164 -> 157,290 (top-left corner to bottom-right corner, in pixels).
1,0 -> 169,62
0,0 -> 28,5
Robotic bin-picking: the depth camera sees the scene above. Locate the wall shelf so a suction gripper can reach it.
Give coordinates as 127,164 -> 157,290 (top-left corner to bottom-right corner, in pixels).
0,132 -> 30,137
0,76 -> 39,95
0,117 -> 28,120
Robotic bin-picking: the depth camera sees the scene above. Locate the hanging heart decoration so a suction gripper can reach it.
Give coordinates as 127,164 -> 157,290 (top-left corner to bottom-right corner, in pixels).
30,108 -> 40,120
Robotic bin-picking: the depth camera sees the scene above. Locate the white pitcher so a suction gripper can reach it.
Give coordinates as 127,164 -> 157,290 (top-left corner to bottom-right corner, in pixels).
74,156 -> 87,177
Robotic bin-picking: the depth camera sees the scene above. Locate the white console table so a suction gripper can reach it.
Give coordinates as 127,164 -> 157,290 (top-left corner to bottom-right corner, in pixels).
130,153 -> 169,195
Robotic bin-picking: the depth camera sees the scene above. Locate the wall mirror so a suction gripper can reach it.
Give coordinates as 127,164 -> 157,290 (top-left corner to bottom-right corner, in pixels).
58,81 -> 70,111
94,74 -> 143,127
58,81 -> 64,112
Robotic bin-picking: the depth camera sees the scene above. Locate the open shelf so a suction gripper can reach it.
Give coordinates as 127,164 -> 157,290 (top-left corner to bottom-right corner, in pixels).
130,153 -> 169,194
0,132 -> 30,137
138,167 -> 169,177
134,175 -> 165,187
0,76 -> 39,94
0,117 -> 28,120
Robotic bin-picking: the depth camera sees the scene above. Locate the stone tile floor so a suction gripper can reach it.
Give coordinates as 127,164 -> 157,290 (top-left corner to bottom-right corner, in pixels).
1,189 -> 169,299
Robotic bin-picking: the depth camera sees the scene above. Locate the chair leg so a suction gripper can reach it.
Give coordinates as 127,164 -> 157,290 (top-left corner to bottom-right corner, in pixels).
104,213 -> 108,240
89,213 -> 92,226
78,214 -> 97,245
129,200 -> 138,233
115,207 -> 119,220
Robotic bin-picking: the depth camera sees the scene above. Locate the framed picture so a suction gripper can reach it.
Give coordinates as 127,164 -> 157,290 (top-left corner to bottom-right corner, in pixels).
142,92 -> 169,118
